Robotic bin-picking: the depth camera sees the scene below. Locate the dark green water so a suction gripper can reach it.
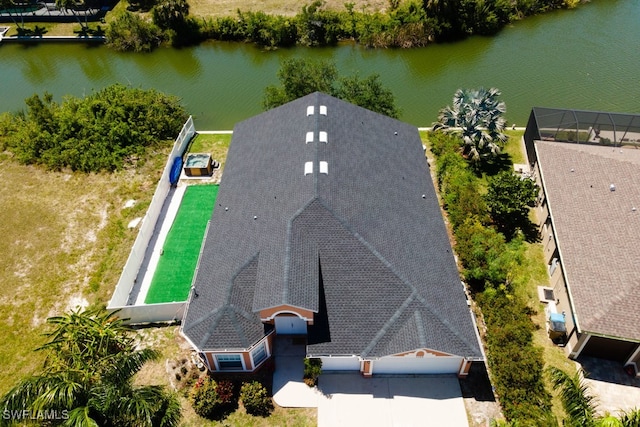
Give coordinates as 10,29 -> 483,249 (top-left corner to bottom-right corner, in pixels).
1,0 -> 638,129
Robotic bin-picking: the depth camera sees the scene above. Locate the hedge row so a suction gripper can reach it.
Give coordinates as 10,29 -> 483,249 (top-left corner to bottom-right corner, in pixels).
430,131 -> 554,425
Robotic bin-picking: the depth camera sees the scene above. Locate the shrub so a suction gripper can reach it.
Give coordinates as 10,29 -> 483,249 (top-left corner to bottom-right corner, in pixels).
190,377 -> 237,420
303,358 -> 322,387
106,11 -> 164,52
240,381 -> 273,417
5,84 -> 187,172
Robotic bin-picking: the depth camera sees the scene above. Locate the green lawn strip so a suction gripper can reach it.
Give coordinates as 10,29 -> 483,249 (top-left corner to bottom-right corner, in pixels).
145,184 -> 218,304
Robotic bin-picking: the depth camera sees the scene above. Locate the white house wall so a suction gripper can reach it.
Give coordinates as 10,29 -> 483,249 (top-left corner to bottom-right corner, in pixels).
320,356 -> 361,371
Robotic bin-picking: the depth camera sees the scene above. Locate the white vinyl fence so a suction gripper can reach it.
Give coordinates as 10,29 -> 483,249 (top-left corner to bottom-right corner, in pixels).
108,116 -> 195,324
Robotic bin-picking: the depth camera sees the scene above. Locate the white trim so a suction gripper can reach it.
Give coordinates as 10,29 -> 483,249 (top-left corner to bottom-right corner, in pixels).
306,131 -> 314,144
319,105 -> 327,115
570,333 -> 591,359
625,345 -> 640,368
307,106 -> 314,116
261,308 -> 313,322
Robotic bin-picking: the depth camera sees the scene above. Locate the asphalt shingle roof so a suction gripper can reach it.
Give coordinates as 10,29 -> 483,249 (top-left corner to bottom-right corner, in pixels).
535,141 -> 640,341
182,93 -> 482,358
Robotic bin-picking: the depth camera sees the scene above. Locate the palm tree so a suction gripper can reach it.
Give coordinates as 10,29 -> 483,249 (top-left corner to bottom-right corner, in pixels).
548,366 -> 640,427
1,307 -> 181,427
0,0 -> 26,29
55,0 -> 89,30
433,87 -> 507,163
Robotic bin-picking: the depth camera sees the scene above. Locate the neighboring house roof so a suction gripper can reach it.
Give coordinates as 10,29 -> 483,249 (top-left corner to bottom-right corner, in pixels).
182,92 -> 482,359
535,140 -> 640,341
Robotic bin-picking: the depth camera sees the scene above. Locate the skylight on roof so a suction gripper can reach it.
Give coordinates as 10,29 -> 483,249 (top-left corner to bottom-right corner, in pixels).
320,105 -> 327,115
307,106 -> 314,116
306,131 -> 313,144
319,131 -> 328,143
304,162 -> 313,175
319,161 -> 328,174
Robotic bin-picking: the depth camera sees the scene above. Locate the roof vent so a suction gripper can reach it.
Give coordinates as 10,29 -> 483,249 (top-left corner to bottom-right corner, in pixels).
304,162 -> 313,175
307,106 -> 314,116
319,161 -> 328,175
319,131 -> 328,143
320,105 -> 327,115
306,131 -> 314,144
610,184 -> 616,191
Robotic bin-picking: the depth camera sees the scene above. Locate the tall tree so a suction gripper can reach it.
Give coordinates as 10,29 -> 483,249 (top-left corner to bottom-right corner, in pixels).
263,58 -> 399,118
485,170 -> 538,239
263,58 -> 337,110
1,307 -> 181,427
152,0 -> 189,31
335,74 -> 400,119
433,87 -> 507,163
0,0 -> 26,29
55,0 -> 89,30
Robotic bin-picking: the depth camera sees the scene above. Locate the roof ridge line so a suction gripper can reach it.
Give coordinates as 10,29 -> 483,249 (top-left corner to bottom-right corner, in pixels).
414,310 -> 427,348
412,292 -> 481,354
361,292 -> 417,357
282,197 -> 321,306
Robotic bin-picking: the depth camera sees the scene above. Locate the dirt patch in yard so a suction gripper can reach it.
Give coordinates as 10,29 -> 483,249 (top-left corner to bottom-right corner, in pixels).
190,0 -> 389,18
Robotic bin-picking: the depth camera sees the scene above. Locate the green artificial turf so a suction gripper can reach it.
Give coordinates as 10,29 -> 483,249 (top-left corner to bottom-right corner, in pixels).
145,184 -> 218,304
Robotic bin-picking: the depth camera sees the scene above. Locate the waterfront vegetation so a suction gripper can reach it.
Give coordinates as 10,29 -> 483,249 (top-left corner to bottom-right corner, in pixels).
106,0 -> 583,50
0,84 -> 187,172
1,0 -> 583,50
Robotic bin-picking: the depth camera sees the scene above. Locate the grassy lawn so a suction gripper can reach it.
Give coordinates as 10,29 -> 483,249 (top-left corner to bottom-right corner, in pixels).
190,0 -> 387,18
0,145 -> 168,395
0,129 -> 314,425
188,133 -> 232,175
5,22 -> 105,37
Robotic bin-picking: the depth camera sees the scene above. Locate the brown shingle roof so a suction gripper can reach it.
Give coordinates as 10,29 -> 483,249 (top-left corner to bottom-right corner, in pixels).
535,141 -> 640,341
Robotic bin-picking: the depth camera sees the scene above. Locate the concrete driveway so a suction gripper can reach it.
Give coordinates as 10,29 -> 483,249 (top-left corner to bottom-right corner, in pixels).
316,374 -> 468,427
272,338 -> 468,427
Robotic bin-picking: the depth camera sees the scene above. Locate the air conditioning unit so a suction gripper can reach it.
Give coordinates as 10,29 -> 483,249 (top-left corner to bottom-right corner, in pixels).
538,286 -> 555,304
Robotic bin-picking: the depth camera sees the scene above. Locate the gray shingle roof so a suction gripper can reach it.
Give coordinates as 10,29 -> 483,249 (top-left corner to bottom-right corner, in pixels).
182,93 -> 482,358
535,141 -> 640,341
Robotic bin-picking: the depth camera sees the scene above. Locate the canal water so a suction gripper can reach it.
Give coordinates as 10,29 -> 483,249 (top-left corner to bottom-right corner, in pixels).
1,0 -> 638,129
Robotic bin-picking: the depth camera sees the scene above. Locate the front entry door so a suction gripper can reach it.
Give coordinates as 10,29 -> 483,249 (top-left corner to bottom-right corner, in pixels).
275,316 -> 307,335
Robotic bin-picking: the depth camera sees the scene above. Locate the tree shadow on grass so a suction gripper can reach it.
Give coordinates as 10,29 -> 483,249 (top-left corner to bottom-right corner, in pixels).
17,25 -> 48,37
475,152 -> 513,177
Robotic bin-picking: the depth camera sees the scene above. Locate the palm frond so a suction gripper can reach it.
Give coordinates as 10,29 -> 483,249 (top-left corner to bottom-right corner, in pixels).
63,406 -> 99,427
548,366 -> 597,427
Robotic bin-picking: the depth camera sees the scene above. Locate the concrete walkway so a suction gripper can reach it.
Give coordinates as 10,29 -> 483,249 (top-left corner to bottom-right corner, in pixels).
272,336 -> 325,408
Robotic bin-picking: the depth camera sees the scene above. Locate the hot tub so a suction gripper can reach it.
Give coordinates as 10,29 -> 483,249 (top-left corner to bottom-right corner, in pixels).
184,153 -> 213,177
